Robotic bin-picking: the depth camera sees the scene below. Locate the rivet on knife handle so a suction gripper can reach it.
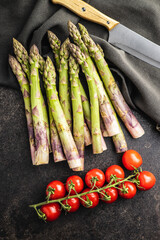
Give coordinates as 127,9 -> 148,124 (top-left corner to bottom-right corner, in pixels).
51,0 -> 119,31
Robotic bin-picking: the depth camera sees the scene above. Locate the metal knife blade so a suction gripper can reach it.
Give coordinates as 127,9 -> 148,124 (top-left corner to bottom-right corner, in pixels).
108,24 -> 160,68
51,0 -> 160,68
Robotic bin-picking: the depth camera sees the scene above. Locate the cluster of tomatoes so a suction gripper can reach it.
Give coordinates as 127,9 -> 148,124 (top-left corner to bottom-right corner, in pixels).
34,150 -> 156,222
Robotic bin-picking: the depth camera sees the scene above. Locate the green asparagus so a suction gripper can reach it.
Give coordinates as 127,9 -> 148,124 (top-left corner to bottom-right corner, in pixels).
69,55 -> 85,170
37,52 -> 66,161
29,45 -> 50,165
13,38 -> 30,79
9,55 -> 36,164
43,56 -> 81,170
48,31 -> 61,71
84,120 -> 92,146
78,78 -> 107,149
49,107 -> 66,162
69,43 -> 103,154
59,38 -> 72,129
100,117 -> 108,137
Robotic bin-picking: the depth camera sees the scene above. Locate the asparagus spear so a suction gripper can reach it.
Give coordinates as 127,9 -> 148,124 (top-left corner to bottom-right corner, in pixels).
78,79 -> 91,128
13,38 -> 30,79
37,52 -> 65,161
69,43 -> 103,154
78,78 -> 107,148
80,28 -> 144,138
49,107 -> 66,162
84,120 -> 92,146
9,55 -> 36,164
29,45 -> 49,165
96,44 -> 104,56
59,38 -> 72,129
112,126 -> 128,153
13,39 -> 51,149
48,31 -> 61,71
68,21 -> 121,137
100,117 -> 108,137
43,56 -> 81,170
69,55 -> 85,170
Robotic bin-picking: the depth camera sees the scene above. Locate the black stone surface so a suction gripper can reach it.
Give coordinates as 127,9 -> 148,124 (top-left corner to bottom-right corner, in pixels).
0,86 -> 160,240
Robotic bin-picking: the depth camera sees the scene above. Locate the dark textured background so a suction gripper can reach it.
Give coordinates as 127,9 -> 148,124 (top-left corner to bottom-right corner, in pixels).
0,0 -> 160,239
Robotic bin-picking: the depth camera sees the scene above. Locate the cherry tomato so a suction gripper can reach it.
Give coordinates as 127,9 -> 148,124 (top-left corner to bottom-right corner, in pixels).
122,150 -> 143,170
85,169 -> 105,189
40,203 -> 61,221
62,197 -> 80,212
118,181 -> 137,199
66,175 -> 84,195
137,171 -> 156,191
46,180 -> 66,200
80,188 -> 99,208
105,165 -> 125,183
99,187 -> 118,204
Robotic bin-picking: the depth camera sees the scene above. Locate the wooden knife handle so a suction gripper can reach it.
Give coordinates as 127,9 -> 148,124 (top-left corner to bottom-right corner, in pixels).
51,0 -> 119,31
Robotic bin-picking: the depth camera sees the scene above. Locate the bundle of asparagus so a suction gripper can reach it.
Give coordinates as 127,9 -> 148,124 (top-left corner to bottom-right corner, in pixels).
9,21 -> 144,171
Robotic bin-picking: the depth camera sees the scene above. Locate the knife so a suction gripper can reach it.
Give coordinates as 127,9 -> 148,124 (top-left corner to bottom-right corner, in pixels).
51,0 -> 160,68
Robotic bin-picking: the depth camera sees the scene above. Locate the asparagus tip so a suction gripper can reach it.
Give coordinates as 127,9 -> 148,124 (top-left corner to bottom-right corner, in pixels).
78,23 -> 89,36
68,21 -> 76,35
8,54 -> 14,63
13,37 -> 19,47
69,43 -> 85,65
60,38 -> 70,59
13,37 -> 16,44
8,55 -> 21,75
30,44 -> 39,55
67,20 -> 72,27
48,31 -> 61,43
62,38 -> 70,47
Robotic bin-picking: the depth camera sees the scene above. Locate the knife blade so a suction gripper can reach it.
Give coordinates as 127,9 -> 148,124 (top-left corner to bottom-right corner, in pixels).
51,0 -> 160,68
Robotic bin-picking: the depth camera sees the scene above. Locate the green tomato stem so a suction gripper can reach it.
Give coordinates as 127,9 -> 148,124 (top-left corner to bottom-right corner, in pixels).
29,172 -> 137,209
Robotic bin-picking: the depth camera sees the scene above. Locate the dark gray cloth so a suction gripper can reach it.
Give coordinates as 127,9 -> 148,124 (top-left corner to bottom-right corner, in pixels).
0,0 -> 160,123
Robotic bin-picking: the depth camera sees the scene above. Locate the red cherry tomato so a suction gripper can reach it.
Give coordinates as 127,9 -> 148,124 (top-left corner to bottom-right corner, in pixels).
66,175 -> 84,195
46,180 -> 66,200
105,165 -> 125,183
137,171 -> 156,191
118,181 -> 137,199
85,169 -> 105,189
80,188 -> 99,208
122,150 -> 143,170
40,203 -> 61,222
62,197 -> 80,212
99,187 -> 118,204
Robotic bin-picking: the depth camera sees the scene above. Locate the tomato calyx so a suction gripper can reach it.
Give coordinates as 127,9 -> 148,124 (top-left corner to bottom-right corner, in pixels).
119,184 -> 128,194
84,195 -> 93,208
60,201 -> 72,212
90,176 -> 99,187
46,187 -> 55,202
99,191 -> 111,201
110,174 -> 122,183
67,180 -> 76,194
131,170 -> 145,189
131,175 -> 141,186
34,207 -> 47,222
